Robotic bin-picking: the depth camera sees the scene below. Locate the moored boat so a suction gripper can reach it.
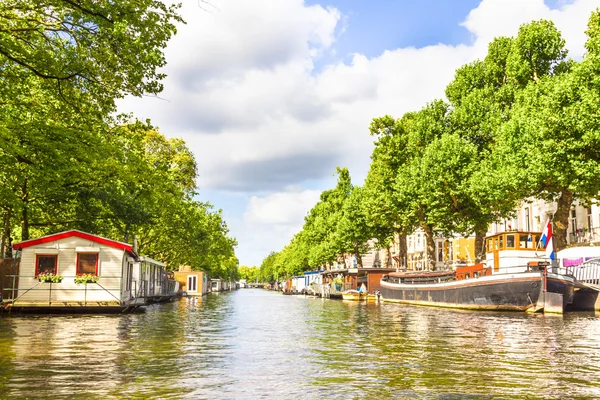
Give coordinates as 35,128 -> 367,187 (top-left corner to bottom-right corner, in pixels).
380,230 -> 576,313
342,289 -> 367,301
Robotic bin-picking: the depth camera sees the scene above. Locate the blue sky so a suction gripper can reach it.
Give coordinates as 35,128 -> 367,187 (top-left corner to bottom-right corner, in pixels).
307,0 -> 481,58
121,0 -> 595,268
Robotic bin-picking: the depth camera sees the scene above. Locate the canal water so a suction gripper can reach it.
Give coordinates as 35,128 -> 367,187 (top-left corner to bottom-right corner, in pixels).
1,290 -> 600,399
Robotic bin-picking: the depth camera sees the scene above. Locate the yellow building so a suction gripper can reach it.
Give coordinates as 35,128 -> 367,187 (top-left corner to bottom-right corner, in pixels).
452,237 -> 476,266
174,266 -> 208,296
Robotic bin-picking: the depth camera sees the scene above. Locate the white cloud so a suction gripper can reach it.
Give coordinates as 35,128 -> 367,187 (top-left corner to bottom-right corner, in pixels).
244,189 -> 321,226
119,0 -> 599,266
463,0 -> 597,59
235,189 -> 321,266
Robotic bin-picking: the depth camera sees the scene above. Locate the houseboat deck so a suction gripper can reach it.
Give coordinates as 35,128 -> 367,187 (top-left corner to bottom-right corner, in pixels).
5,301 -> 144,314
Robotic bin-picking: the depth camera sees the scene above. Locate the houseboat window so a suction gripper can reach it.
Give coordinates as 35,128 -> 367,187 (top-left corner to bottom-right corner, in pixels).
499,235 -> 504,250
506,234 -> 515,248
465,273 -> 470,279
36,255 -> 57,276
77,253 -> 98,275
494,237 -> 499,250
486,239 -> 492,252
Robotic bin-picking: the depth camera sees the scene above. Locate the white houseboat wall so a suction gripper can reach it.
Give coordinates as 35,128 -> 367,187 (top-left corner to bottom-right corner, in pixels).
133,256 -> 179,303
290,276 -> 306,293
211,278 -> 223,292
304,271 -> 323,288
9,230 -> 171,313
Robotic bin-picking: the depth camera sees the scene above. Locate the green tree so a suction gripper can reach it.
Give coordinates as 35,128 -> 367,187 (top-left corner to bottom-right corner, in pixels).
337,186 -> 370,267
0,0 -> 182,114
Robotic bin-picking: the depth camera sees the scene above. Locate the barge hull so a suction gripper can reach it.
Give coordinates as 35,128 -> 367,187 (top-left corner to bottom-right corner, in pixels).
380,275 -> 543,311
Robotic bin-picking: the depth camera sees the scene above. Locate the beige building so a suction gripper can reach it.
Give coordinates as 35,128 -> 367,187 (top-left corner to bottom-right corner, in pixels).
174,265 -> 208,296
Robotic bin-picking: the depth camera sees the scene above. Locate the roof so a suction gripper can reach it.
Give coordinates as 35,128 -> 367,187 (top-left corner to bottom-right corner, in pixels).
13,230 -> 134,253
138,256 -> 166,268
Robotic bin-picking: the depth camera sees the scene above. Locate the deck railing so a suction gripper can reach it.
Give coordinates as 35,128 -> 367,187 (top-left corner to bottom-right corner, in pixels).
3,275 -> 122,306
566,258 -> 600,286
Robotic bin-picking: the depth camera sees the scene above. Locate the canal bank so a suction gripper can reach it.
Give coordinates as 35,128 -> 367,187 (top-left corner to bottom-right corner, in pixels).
1,289 -> 600,399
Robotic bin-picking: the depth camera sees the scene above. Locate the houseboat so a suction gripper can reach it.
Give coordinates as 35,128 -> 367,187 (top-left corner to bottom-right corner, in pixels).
211,278 -> 224,292
341,289 -> 367,301
380,231 -> 575,313
322,266 -> 396,298
174,265 -> 208,296
3,230 -> 173,313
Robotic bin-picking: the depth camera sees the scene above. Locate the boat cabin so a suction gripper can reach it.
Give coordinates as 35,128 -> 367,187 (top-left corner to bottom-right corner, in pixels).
8,230 -> 169,312
485,231 -> 546,273
321,267 -> 396,294
211,278 -> 223,292
174,265 -> 208,296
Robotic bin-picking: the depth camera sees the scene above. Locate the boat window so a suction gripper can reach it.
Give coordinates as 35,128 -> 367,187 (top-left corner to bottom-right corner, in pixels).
474,272 -> 479,278
519,234 -> 528,249
506,234 -> 515,248
499,235 -> 504,250
465,273 -> 470,279
486,239 -> 492,252
534,235 -> 542,249
77,253 -> 98,275
494,237 -> 499,250
36,255 -> 58,276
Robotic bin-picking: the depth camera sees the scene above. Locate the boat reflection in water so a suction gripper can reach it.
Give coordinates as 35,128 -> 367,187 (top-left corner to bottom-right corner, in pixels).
380,231 -> 575,313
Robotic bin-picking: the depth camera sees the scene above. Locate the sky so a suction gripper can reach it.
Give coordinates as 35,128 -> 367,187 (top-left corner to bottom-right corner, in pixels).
118,0 -> 599,267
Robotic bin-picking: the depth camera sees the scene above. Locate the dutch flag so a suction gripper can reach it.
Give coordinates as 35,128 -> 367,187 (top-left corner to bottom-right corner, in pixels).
540,218 -> 555,261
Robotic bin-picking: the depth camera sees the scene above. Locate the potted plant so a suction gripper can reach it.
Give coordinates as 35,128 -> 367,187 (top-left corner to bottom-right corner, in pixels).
38,272 -> 64,283
74,274 -> 99,285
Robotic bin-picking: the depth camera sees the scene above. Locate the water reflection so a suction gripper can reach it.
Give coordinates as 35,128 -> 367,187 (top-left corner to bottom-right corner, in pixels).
1,291 -> 600,399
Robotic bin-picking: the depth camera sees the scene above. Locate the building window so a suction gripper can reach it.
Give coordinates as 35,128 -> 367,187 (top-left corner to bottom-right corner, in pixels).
36,255 -> 57,276
77,253 -> 98,275
571,209 -> 577,234
525,207 -> 530,231
587,207 -> 593,230
188,275 -> 197,292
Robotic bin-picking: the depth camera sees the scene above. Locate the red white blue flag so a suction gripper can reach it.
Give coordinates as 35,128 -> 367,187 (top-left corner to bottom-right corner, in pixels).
540,218 -> 555,261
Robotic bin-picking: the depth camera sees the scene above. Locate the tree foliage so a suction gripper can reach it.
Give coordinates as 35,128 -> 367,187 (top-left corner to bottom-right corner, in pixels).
0,1 -> 237,278
261,10 -> 600,274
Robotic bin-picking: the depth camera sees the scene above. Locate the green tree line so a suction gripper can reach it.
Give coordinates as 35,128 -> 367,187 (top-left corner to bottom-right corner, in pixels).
260,10 -> 600,281
0,1 -> 238,279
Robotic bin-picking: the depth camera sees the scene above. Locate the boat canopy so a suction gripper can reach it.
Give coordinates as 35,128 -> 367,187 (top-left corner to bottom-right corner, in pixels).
558,246 -> 600,267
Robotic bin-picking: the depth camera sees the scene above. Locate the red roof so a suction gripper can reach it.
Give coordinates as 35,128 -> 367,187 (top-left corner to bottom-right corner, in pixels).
13,230 -> 134,253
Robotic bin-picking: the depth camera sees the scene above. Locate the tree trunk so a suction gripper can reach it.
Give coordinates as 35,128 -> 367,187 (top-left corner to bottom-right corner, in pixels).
385,243 -> 392,267
553,190 -> 573,252
354,242 -> 362,268
1,209 -> 12,258
397,232 -> 407,269
124,223 -> 130,243
421,223 -> 437,270
21,178 -> 29,241
474,225 -> 487,264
